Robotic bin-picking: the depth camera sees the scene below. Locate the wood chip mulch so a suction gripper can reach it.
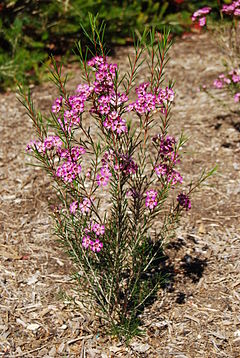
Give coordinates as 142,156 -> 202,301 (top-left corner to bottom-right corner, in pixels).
0,32 -> 239,357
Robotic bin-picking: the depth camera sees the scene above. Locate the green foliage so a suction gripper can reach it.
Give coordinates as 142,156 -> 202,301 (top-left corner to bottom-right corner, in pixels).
20,14 -> 216,339
0,0 -> 224,90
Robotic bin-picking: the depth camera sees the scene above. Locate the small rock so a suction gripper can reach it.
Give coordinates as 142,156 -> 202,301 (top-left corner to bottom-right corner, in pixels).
59,324 -> 68,330
155,321 -> 168,329
131,342 -> 150,353
233,162 -> 239,170
27,323 -> 40,331
234,329 -> 240,337
16,318 -> 27,327
27,273 -> 39,285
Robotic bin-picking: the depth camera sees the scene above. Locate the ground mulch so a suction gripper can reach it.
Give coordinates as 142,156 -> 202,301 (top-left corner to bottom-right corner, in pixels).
0,32 -> 239,357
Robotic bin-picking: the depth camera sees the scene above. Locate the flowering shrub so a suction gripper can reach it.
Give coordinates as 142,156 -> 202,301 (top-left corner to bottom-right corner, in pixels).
193,2 -> 240,107
20,17 -> 214,339
222,1 -> 240,16
192,6 -> 212,27
213,69 -> 240,103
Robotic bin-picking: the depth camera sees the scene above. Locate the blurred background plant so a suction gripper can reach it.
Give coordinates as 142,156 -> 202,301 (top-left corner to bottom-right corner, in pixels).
194,0 -> 240,109
0,0 -> 229,90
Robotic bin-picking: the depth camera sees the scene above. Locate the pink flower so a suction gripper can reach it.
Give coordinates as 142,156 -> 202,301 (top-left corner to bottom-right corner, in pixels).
192,7 -> 211,22
79,198 -> 91,214
96,166 -> 112,186
96,174 -> 110,186
213,79 -> 223,89
234,8 -> 240,16
145,190 -> 158,210
103,116 -> 113,130
224,78 -> 231,84
90,239 -> 103,253
52,97 -> 62,113
177,193 -> 191,211
86,168 -> 91,178
232,74 -> 240,83
99,104 -> 111,115
168,170 -> 183,186
222,2 -> 239,15
112,118 -> 127,135
155,164 -> 168,177
56,161 -> 81,183
92,223 -> 105,236
70,201 -> 78,214
146,190 -> 157,199
125,103 -> 135,112
234,93 -> 240,102
100,166 -> 111,177
87,56 -> 105,67
199,17 -> 206,27
145,197 -> 158,210
82,235 -> 92,249
26,140 -> 45,153
76,84 -> 93,98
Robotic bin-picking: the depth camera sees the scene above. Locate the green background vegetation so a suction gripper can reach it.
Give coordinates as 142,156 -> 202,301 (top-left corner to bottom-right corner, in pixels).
0,0 -> 225,90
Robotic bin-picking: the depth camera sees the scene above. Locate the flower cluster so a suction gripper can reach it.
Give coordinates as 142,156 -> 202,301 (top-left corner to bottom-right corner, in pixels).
177,193 -> 191,211
96,150 -> 115,187
153,134 -> 176,158
114,153 -> 138,175
56,161 -> 82,183
82,222 -> 105,252
153,134 -> 182,187
192,1 -> 240,28
58,146 -> 86,160
26,135 -> 85,184
69,197 -> 92,215
97,149 -> 138,187
222,1 -> 240,16
87,56 -> 117,93
52,97 -> 63,113
46,58 -> 176,192
96,165 -> 112,186
213,69 -> 240,102
26,139 -> 45,153
70,201 -> 78,214
88,56 -> 128,136
44,135 -> 63,151
145,190 -> 158,210
79,198 -> 92,213
56,146 -> 85,183
234,93 -> 240,102
102,110 -> 127,135
26,135 -> 63,153
127,83 -> 174,116
213,70 -> 240,89
155,164 -> 183,186
192,7 -> 211,27
52,85 -> 94,133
